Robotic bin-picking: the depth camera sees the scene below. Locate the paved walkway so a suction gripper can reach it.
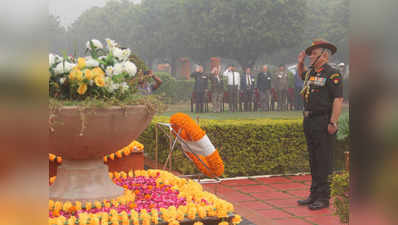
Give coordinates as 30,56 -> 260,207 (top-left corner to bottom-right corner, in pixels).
201,175 -> 347,225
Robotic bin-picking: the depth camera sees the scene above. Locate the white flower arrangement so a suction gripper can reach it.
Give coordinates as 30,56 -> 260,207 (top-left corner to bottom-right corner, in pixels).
49,38 -> 140,100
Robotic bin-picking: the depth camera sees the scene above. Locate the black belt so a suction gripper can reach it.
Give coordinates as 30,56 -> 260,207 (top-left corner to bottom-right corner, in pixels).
303,110 -> 330,118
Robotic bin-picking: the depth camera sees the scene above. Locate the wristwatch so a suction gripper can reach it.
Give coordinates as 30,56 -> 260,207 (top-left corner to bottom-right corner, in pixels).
329,122 -> 337,127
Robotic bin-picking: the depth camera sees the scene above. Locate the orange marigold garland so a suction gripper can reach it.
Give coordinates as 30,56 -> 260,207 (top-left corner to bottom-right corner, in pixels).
49,140 -> 144,164
170,113 -> 224,177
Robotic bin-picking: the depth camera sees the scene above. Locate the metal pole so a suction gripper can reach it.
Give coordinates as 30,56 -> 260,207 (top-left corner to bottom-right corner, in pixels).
155,124 -> 159,169
169,129 -> 173,171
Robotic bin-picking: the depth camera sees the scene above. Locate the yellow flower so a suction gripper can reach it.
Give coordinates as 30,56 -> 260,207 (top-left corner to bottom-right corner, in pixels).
49,200 -> 54,210
90,216 -> 100,225
120,212 -> 129,225
111,217 -> 119,225
62,201 -> 72,212
216,207 -> 228,218
77,57 -> 86,69
193,222 -> 204,225
151,209 -> 159,224
77,83 -> 88,95
56,216 -> 66,225
101,213 -> 109,225
69,69 -> 83,81
167,206 -> 177,221
187,206 -> 197,220
197,206 -> 207,219
232,215 -> 242,224
85,69 -> 94,80
92,67 -> 105,78
79,213 -> 88,225
218,222 -> 229,225
168,220 -> 180,225
67,216 -> 76,225
95,75 -> 105,87
111,199 -> 119,207
75,201 -> 82,211
54,201 -> 62,212
85,202 -> 92,211
69,69 -> 78,80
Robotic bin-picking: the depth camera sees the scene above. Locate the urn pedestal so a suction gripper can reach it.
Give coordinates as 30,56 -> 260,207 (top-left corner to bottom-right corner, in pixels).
49,105 -> 153,202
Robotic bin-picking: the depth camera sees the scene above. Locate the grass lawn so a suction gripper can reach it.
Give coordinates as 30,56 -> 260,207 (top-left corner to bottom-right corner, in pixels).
157,103 -> 349,120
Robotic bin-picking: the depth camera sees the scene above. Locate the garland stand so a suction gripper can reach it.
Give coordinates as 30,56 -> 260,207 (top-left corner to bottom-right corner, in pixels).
155,121 -> 222,195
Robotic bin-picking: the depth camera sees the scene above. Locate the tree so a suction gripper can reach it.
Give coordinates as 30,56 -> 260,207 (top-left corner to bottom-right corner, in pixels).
182,0 -> 306,69
49,14 -> 67,54
67,0 -> 139,56
132,0 -> 190,72
302,0 -> 349,62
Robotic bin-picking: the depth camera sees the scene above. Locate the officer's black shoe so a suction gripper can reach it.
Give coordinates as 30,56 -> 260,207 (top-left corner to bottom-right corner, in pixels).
297,196 -> 317,206
308,200 -> 329,210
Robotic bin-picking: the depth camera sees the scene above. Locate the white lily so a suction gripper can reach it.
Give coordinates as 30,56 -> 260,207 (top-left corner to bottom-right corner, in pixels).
49,54 -> 63,66
49,54 -> 56,66
59,77 -> 66,85
105,38 -> 118,50
86,39 -> 103,50
53,61 -> 76,75
112,47 -> 124,61
121,48 -> 131,61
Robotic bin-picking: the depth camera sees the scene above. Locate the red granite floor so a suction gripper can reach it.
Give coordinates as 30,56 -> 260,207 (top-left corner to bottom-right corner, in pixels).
202,175 -> 347,225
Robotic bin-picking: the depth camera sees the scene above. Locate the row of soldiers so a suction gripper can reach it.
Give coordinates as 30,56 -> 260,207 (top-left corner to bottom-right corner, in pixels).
190,64 -> 303,113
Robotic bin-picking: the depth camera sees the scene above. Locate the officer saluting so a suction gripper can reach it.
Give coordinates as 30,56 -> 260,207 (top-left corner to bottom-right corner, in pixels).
297,39 -> 344,210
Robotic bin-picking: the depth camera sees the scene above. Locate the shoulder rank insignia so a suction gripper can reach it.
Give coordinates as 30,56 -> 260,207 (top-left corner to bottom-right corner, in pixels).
329,73 -> 341,79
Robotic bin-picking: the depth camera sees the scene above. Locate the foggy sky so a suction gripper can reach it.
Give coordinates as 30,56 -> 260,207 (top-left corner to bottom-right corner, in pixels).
49,0 -> 141,27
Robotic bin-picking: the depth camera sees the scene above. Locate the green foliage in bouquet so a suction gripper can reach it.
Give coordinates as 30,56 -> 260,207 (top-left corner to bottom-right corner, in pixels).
330,171 -> 350,223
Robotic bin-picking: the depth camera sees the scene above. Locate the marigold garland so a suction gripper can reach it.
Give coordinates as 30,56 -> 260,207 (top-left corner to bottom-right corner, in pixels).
170,113 -> 224,178
49,140 -> 144,164
232,215 -> 242,224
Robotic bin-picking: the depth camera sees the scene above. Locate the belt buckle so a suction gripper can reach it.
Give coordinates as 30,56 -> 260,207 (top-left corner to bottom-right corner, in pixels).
303,111 -> 311,117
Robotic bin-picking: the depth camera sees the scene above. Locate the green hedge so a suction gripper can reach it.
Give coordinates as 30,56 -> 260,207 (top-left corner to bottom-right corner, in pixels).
153,72 -> 194,104
138,118 -> 349,177
330,171 -> 350,223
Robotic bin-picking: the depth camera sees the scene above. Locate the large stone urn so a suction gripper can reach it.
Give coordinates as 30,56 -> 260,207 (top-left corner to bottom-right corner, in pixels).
49,105 -> 154,202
